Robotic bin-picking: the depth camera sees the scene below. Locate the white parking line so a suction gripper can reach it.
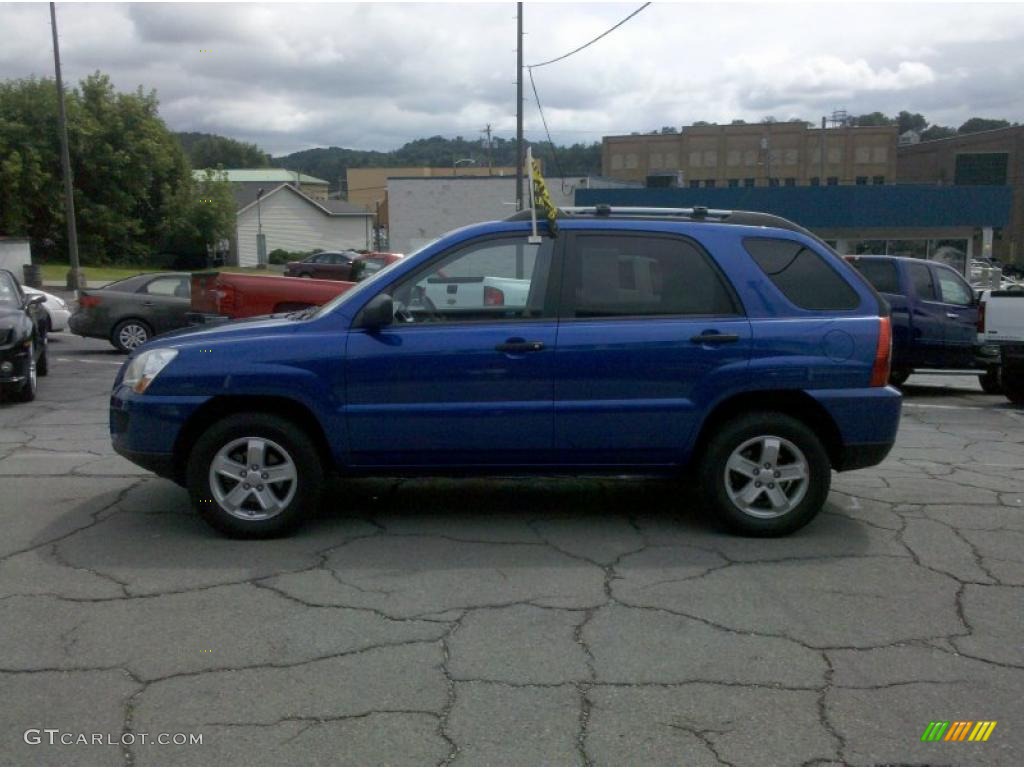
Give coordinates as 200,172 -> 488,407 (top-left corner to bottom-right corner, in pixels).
55,357 -> 124,366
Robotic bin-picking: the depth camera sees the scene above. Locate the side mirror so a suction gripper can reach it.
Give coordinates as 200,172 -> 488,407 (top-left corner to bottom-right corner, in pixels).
27,294 -> 47,307
358,293 -> 394,329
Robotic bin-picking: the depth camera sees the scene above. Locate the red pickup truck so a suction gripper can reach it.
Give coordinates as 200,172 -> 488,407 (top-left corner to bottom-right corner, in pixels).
189,272 -> 354,322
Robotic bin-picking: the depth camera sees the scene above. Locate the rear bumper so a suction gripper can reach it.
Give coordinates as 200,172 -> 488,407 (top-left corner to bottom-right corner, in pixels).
807,386 -> 902,472
833,442 -> 894,472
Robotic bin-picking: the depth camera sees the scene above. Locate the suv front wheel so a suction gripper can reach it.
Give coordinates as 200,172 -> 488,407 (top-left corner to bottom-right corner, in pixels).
700,412 -> 831,536
186,413 -> 324,538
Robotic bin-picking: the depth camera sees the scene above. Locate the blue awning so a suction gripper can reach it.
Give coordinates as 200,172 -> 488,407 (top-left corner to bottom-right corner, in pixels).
575,184 -> 1013,229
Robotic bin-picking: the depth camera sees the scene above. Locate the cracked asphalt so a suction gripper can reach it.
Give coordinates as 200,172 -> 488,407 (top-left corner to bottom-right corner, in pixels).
1,333 -> 1022,766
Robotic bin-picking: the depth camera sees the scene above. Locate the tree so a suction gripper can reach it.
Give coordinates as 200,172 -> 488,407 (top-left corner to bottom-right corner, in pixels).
659,126 -> 678,134
0,72 -> 194,265
163,168 -> 235,260
896,111 -> 927,134
921,124 -> 956,141
854,112 -> 894,127
958,117 -> 1011,134
177,132 -> 270,169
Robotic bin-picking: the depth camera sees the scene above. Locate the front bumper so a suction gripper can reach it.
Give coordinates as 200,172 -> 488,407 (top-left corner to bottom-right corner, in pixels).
110,386 -> 208,481
0,343 -> 32,385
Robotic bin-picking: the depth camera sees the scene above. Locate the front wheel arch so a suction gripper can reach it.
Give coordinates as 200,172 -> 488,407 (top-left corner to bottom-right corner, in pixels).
173,394 -> 334,485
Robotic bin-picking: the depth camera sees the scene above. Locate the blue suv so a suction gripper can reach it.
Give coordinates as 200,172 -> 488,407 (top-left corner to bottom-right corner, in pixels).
110,207 -> 901,538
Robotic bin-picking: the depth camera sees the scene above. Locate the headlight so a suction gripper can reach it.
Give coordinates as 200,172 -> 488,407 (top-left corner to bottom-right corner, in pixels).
122,348 -> 177,394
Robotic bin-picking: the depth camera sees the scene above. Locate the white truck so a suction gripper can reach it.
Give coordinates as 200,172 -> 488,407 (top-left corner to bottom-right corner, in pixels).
977,287 -> 1024,403
422,275 -> 531,311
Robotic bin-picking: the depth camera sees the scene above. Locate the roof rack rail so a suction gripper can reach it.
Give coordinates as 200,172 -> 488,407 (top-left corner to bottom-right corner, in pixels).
558,205 -> 735,219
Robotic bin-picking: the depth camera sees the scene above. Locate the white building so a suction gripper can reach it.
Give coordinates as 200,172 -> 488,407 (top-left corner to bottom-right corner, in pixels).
235,184 -> 373,267
387,176 -> 639,254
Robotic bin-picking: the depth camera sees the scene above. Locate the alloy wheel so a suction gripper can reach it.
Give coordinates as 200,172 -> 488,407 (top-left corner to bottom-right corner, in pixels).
208,436 -> 298,520
723,434 -> 809,519
118,323 -> 149,350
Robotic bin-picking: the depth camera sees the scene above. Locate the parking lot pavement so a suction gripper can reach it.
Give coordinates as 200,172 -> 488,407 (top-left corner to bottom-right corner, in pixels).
1,334 -> 1022,766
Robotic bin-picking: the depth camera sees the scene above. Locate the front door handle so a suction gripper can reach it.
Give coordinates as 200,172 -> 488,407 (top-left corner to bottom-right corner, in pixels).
690,332 -> 740,344
495,340 -> 545,353
946,312 -> 959,319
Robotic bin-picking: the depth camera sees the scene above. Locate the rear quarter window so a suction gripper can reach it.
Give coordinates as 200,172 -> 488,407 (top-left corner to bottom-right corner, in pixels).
743,237 -> 860,311
849,258 -> 901,294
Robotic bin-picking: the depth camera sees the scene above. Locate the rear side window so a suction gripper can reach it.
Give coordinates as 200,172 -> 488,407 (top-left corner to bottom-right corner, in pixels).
850,259 -> 901,294
908,262 -> 937,300
568,235 -> 739,318
743,238 -> 859,310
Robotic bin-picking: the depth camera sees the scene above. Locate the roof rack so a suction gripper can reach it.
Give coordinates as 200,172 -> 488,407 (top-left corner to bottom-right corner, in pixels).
503,205 -> 809,235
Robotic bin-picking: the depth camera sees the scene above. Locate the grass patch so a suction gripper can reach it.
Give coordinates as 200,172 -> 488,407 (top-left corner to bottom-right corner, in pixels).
38,263 -> 283,284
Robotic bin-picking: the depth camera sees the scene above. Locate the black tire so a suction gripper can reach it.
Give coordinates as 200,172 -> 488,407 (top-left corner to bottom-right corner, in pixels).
111,319 -> 152,353
10,340 -> 38,402
978,367 -> 1002,395
186,412 -> 324,538
699,412 -> 831,537
888,368 -> 911,387
36,333 -> 48,377
1004,369 -> 1024,405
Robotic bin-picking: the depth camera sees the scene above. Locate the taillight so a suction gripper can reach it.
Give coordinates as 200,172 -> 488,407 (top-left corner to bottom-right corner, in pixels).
977,300 -> 986,334
78,295 -> 101,309
870,316 -> 892,387
217,286 -> 236,313
484,286 -> 505,306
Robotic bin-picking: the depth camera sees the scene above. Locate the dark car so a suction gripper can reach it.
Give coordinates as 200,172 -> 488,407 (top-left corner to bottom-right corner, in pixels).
284,251 -> 403,281
111,206 -> 900,539
0,268 -> 49,402
69,272 -> 191,353
284,251 -> 361,280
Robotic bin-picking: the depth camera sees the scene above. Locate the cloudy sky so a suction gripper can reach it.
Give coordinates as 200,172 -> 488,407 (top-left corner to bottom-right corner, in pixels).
1,1 -> 1022,156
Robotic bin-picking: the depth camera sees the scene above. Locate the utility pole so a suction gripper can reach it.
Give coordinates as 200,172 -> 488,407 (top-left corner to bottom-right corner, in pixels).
481,123 -> 493,175
515,2 -> 524,210
49,2 -> 81,292
820,116 -> 826,183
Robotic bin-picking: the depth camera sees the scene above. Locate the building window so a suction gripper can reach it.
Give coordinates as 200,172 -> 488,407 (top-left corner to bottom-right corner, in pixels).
955,153 -> 1009,185
727,150 -> 741,167
703,150 -> 718,167
855,147 -> 871,164
768,177 -> 780,187
769,149 -> 782,166
611,155 -> 624,171
625,153 -> 639,170
728,178 -> 739,188
810,177 -> 821,186
664,152 -> 678,169
704,179 -> 716,188
856,176 -> 868,185
689,151 -> 703,167
784,149 -> 799,166
872,175 -> 885,185
872,146 -> 888,164
784,177 -> 796,187
743,178 -> 755,187
649,152 -> 663,170
827,176 -> 839,186
689,179 -> 700,188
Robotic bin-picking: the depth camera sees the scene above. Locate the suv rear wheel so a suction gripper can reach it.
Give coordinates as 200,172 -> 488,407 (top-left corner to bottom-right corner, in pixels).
700,412 -> 831,536
186,413 -> 324,538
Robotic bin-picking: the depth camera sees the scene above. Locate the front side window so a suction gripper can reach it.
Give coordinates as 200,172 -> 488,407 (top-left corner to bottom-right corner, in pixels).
744,238 -> 860,311
567,235 -> 739,318
387,238 -> 554,324
935,267 -> 973,306
0,272 -> 21,307
908,262 -> 936,300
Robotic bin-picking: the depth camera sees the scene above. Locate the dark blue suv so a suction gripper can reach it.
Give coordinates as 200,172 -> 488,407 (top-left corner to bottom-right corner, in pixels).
110,207 -> 901,538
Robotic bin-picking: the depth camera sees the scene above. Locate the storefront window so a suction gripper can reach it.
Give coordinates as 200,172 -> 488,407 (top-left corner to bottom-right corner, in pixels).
929,239 -> 968,275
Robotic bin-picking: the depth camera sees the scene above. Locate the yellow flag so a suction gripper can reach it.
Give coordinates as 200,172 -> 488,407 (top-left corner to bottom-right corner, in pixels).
531,157 -> 559,236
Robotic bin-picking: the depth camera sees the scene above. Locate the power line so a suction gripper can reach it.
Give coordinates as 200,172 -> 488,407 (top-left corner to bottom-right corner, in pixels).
527,2 -> 652,69
526,68 -> 570,193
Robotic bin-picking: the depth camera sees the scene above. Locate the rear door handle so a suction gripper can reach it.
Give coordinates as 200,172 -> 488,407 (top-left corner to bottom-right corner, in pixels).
495,340 -> 545,353
142,301 -> 154,307
690,333 -> 740,344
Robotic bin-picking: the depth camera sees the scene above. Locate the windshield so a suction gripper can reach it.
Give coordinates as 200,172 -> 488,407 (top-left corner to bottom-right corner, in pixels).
312,239 -> 438,318
0,273 -> 21,307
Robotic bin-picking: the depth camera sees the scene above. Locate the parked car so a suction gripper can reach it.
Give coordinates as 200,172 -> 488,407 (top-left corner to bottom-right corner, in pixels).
111,206 -> 900,539
188,271 -> 355,323
844,255 -> 995,388
0,268 -> 49,402
977,286 -> 1024,401
69,272 -> 191,353
284,251 -> 402,281
23,286 -> 71,332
